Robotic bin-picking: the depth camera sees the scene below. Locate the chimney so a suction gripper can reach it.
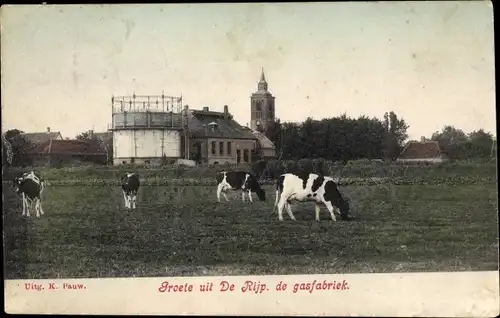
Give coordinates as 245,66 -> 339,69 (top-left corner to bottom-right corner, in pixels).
88,129 -> 94,139
420,136 -> 426,142
47,127 -> 50,133
203,106 -> 209,112
224,105 -> 229,118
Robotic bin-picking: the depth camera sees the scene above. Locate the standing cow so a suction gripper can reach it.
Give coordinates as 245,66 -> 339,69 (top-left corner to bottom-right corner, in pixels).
273,172 -> 352,221
216,171 -> 266,203
121,172 -> 140,209
12,171 -> 46,218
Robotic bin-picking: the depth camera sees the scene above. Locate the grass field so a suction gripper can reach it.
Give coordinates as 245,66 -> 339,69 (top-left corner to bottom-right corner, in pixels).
3,178 -> 498,279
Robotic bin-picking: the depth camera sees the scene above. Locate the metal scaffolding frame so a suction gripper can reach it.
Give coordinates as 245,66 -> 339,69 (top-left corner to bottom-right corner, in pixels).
111,92 -> 183,113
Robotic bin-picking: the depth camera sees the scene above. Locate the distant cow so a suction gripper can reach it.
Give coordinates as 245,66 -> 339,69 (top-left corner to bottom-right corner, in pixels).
216,171 -> 266,203
12,171 -> 46,218
121,172 -> 140,209
273,172 -> 352,222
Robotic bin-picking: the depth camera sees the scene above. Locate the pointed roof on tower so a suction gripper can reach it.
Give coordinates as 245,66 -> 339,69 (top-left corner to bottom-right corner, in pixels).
259,67 -> 266,83
257,67 -> 269,92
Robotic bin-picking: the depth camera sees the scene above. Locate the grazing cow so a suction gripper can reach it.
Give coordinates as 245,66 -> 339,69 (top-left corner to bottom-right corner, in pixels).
216,171 -> 266,203
121,172 -> 140,209
273,172 -> 352,222
12,171 -> 46,218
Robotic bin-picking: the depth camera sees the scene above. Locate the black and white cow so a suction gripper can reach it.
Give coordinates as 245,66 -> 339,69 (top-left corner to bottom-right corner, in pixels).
121,172 -> 140,209
273,172 -> 352,222
216,171 -> 266,203
12,171 -> 46,218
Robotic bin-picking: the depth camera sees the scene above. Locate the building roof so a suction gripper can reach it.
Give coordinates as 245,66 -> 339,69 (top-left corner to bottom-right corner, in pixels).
187,109 -> 257,140
23,131 -> 62,144
251,130 -> 275,149
27,139 -> 105,155
398,141 -> 442,159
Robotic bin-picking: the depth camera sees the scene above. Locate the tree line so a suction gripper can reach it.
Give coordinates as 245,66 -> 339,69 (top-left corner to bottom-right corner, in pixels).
258,112 -> 495,162
2,112 -> 496,167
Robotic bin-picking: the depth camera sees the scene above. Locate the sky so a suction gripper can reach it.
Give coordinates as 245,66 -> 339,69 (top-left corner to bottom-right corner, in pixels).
1,2 -> 496,141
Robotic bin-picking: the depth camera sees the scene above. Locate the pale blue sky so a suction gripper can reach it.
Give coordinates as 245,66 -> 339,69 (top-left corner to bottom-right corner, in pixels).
1,2 -> 495,140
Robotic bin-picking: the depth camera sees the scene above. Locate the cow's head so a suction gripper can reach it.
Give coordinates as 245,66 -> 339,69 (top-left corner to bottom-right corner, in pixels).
12,176 -> 24,194
244,173 -> 266,201
255,187 -> 266,201
339,197 -> 354,221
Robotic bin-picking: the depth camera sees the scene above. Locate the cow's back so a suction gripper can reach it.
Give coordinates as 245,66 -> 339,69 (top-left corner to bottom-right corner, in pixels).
221,171 -> 247,189
20,179 -> 41,200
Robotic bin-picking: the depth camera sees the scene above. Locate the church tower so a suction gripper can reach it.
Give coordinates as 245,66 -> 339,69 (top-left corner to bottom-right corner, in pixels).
250,68 -> 276,132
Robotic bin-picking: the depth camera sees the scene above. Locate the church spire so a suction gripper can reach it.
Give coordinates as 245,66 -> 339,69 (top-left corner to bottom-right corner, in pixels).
258,67 -> 268,91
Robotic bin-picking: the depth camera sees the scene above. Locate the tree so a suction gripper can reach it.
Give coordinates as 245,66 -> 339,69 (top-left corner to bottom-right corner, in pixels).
463,129 -> 494,159
3,129 -> 33,167
431,125 -> 468,147
265,118 -> 282,157
76,131 -> 100,143
382,111 -> 410,160
274,113 -> 388,162
75,131 -> 112,165
430,125 -> 468,159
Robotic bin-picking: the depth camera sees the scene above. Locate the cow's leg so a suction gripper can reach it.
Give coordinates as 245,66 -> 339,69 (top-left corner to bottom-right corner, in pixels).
28,199 -> 35,217
127,195 -> 133,209
315,203 -> 321,221
132,193 -> 137,209
247,190 -> 253,203
272,190 -> 280,215
216,184 -> 224,203
34,199 -> 41,218
39,198 -> 45,216
32,200 -> 37,217
26,197 -> 31,217
277,196 -> 287,221
222,192 -> 230,202
285,202 -> 296,220
241,191 -> 245,202
323,201 -> 337,222
122,190 -> 130,209
21,193 -> 26,216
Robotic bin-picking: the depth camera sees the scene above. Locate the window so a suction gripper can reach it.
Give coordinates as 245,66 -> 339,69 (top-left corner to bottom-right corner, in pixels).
255,100 -> 262,111
211,141 -> 216,155
219,142 -> 224,155
243,149 -> 249,163
227,142 -> 232,155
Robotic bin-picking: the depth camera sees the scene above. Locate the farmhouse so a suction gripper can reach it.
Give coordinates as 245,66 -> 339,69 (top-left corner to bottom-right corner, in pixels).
27,139 -> 107,167
23,127 -> 63,146
397,138 -> 446,163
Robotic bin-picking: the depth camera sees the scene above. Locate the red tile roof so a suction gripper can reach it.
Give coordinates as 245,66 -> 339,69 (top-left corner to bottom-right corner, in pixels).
23,132 -> 63,144
27,139 -> 105,155
398,141 -> 442,159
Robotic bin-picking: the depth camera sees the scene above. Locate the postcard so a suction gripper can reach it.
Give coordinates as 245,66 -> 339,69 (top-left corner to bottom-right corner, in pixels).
2,2 -> 498,316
